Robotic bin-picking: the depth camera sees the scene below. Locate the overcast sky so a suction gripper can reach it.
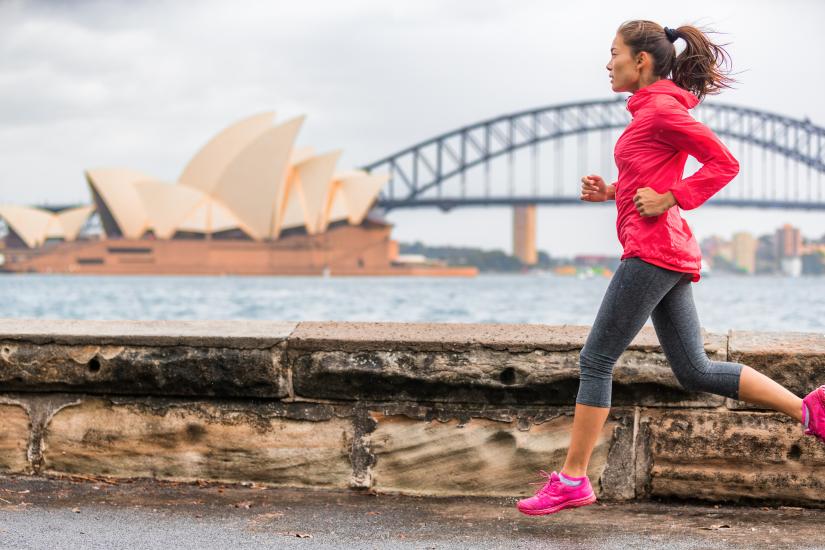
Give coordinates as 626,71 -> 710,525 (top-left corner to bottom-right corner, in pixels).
1,0 -> 823,257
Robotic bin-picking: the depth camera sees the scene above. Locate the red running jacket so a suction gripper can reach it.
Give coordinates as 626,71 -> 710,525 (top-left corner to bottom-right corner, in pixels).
613,78 -> 739,282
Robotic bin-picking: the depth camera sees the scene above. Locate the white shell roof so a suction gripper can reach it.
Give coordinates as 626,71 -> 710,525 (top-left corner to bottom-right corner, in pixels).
0,204 -> 94,248
178,112 -> 276,195
8,112 -> 391,247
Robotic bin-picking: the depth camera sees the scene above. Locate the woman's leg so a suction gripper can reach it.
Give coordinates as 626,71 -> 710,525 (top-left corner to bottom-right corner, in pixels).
561,404 -> 611,478
561,258 -> 684,477
739,368 -> 804,422
650,276 -> 803,421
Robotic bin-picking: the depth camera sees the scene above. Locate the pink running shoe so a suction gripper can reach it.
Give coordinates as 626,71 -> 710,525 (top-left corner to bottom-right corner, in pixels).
802,385 -> 825,443
516,470 -> 597,516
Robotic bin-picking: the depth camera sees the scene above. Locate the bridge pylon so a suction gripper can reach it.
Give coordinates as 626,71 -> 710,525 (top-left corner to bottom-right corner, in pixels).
512,204 -> 537,266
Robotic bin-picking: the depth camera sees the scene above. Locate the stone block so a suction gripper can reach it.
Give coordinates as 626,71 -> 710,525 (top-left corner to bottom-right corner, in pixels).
366,406 -> 635,499
726,331 -> 825,411
291,325 -> 725,407
639,409 -> 825,505
42,399 -> 352,488
0,343 -> 288,398
0,402 -> 30,474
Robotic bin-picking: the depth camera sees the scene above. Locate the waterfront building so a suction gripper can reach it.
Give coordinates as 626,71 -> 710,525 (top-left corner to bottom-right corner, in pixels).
0,113 -> 475,276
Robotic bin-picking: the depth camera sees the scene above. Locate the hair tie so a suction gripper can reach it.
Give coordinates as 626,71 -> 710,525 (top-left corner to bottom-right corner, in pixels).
664,26 -> 680,43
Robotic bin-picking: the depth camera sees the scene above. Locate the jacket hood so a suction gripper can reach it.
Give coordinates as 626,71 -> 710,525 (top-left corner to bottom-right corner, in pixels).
626,79 -> 699,115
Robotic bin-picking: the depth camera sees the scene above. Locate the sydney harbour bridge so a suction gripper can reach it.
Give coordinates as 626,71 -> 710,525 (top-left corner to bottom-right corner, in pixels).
363,96 -> 825,263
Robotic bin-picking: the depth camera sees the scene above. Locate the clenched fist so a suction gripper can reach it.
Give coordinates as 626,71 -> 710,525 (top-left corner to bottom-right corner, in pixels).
580,174 -> 609,202
633,187 -> 677,217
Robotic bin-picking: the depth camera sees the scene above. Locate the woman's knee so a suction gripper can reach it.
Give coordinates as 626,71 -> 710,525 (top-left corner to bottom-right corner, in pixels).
670,354 -> 712,391
578,346 -> 617,380
675,372 -> 705,393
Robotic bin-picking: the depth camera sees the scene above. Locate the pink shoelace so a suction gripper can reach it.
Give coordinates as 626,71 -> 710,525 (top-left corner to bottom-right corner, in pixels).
528,470 -> 561,495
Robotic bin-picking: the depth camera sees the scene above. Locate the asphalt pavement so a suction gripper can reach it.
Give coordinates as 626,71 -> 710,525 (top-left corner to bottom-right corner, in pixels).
0,476 -> 822,549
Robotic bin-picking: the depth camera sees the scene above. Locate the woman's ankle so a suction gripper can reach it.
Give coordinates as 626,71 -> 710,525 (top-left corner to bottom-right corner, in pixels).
560,466 -> 587,478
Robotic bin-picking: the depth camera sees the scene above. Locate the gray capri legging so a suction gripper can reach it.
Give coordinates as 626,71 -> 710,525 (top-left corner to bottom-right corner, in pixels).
576,256 -> 744,408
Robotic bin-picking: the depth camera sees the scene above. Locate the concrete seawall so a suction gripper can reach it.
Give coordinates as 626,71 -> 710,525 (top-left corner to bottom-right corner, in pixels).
0,319 -> 823,507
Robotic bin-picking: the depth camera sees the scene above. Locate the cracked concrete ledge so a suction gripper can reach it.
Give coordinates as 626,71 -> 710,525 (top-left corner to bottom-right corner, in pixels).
0,320 -> 737,405
0,319 -> 298,348
288,321 -> 707,353
0,320 -> 823,507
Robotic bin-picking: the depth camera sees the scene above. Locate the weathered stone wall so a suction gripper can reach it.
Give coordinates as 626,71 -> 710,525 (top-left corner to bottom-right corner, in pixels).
0,319 -> 823,506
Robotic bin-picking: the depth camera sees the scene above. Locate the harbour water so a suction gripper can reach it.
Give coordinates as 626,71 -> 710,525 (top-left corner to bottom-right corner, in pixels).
1,273 -> 823,335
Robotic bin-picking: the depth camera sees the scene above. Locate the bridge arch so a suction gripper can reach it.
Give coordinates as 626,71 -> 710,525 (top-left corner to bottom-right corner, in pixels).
364,97 -> 825,211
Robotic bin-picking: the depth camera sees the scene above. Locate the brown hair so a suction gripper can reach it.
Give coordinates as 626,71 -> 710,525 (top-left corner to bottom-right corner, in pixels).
617,20 -> 736,102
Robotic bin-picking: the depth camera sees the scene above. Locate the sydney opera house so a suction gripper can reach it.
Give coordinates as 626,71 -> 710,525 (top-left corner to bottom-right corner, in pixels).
0,113 -> 475,276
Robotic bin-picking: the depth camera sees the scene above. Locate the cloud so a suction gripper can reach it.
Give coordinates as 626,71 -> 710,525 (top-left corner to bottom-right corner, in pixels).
1,0 -> 823,251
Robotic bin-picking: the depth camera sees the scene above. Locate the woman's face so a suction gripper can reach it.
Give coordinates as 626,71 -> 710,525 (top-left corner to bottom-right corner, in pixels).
607,33 -> 641,93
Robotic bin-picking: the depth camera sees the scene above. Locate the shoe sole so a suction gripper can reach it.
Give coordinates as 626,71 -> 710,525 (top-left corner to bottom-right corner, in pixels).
517,492 -> 597,516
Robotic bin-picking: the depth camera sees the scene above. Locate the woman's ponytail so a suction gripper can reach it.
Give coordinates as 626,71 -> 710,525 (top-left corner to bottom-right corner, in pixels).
670,25 -> 736,101
617,20 -> 738,102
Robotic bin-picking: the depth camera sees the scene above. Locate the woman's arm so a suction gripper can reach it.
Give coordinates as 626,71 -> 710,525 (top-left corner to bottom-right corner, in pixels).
653,102 -> 739,210
606,183 -> 616,201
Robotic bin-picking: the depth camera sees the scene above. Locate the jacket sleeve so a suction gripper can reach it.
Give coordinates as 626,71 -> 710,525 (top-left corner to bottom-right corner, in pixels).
652,103 -> 739,210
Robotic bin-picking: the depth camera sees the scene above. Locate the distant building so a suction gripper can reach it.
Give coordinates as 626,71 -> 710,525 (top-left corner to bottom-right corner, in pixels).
780,256 -> 803,277
776,223 -> 802,258
802,251 -> 825,275
755,233 -> 778,274
776,223 -> 803,276
699,235 -> 728,262
731,231 -> 757,274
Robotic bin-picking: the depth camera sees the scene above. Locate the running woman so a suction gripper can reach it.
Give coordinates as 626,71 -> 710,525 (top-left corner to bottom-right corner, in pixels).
516,19 -> 825,516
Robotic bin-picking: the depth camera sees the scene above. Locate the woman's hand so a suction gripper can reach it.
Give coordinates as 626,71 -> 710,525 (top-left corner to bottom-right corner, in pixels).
633,188 -> 677,217
580,174 -> 609,202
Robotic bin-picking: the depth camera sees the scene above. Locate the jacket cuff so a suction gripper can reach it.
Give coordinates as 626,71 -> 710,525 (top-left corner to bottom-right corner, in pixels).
669,182 -> 695,210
